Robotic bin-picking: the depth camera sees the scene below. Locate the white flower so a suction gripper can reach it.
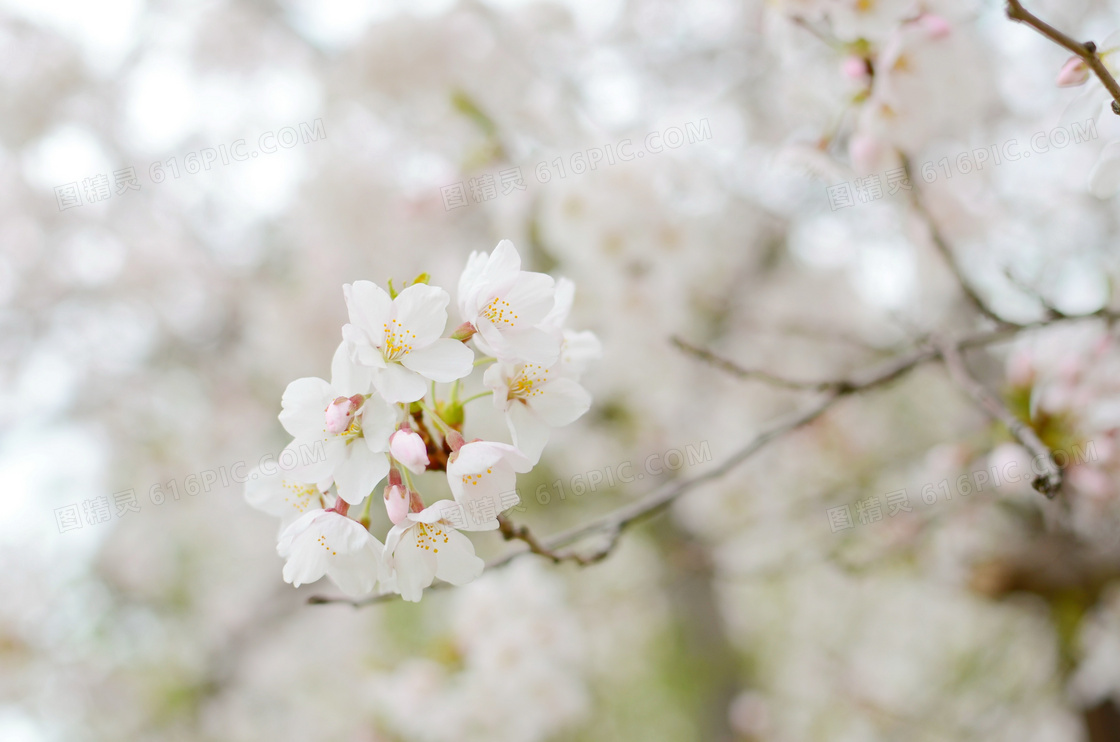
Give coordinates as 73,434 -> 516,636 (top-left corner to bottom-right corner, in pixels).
277,509 -> 383,597
458,240 -> 561,365
540,277 -> 602,378
343,281 -> 474,403
483,362 -> 592,464
446,440 -> 533,525
243,465 -> 327,532
380,501 -> 485,602
389,427 -> 429,474
278,342 -> 396,505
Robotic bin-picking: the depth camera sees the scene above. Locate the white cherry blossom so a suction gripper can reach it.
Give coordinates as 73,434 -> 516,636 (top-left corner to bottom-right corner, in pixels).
458,240 -> 560,365
278,342 -> 396,505
277,509 -> 383,598
379,501 -> 485,602
343,281 -> 474,403
483,362 -> 592,464
243,465 -> 328,532
446,440 -> 532,527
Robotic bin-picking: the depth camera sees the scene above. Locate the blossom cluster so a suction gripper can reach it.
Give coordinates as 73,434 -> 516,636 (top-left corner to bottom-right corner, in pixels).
244,240 -> 599,601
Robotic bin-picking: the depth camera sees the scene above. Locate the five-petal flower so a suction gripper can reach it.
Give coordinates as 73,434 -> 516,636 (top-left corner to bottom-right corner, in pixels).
343,282 -> 474,403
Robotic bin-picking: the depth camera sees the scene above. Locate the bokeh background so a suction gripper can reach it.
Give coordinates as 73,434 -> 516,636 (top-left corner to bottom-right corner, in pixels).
6,0 -> 1120,740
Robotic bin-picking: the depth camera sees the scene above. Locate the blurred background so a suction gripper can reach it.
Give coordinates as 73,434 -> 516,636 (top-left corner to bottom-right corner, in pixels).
6,0 -> 1120,740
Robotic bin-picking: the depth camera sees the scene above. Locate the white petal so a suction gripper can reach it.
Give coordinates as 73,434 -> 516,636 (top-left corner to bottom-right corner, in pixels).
278,377 -> 332,438
330,341 -> 372,395
482,362 -> 512,407
531,378 -> 592,426
401,338 -> 474,382
372,363 -> 428,404
542,276 -> 574,329
1088,141 -> 1120,198
478,239 -> 522,293
458,251 -> 488,316
497,327 -> 563,366
284,436 -> 343,484
360,393 -> 397,453
333,445 -> 389,505
507,403 -> 550,465
393,284 -> 450,346
434,530 -> 485,586
558,330 -> 601,377
342,324 -> 386,368
344,281 -> 392,343
503,270 -> 556,326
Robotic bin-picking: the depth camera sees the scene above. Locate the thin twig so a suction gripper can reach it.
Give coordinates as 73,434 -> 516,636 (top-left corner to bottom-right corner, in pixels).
310,313 -> 1119,607
938,339 -> 1062,497
671,336 -> 842,391
1006,0 -> 1120,115
902,156 -> 1010,326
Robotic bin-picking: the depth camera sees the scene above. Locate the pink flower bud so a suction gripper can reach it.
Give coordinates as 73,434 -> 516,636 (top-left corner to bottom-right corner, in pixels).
325,394 -> 364,434
841,56 -> 869,81
444,429 -> 465,453
1057,57 -> 1090,87
918,13 -> 951,39
383,484 -> 409,525
450,321 -> 476,342
390,428 -> 429,474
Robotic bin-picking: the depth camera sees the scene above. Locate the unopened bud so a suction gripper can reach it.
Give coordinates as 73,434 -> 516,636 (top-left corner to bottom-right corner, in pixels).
450,321 -> 476,342
445,429 -> 465,453
841,56 -> 869,81
383,484 -> 409,525
1057,57 -> 1090,87
390,427 -> 430,474
918,13 -> 951,39
325,394 -> 364,434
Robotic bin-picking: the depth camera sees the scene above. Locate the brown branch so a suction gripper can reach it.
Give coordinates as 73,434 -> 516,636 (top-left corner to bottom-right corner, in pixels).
310,313 -> 1120,607
671,336 -> 843,391
902,156 -> 1011,326
1006,0 -> 1120,115
937,339 -> 1062,497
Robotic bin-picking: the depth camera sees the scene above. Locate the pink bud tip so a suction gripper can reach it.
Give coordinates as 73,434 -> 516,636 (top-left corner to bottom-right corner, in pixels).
842,56 -> 869,81
390,428 -> 430,475
450,322 -> 476,342
445,430 -> 465,453
918,14 -> 951,39
388,467 -> 403,488
383,484 -> 409,525
1056,56 -> 1090,87
325,395 -> 363,435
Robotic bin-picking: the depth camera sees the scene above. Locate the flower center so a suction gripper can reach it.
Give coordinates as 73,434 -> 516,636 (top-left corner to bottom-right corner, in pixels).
282,481 -> 319,513
461,468 -> 493,487
416,522 -> 450,553
510,364 -> 547,400
382,318 -> 416,361
481,297 -> 519,328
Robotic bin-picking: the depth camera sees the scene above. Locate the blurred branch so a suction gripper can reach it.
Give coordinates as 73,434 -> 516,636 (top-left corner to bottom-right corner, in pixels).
902,157 -> 1010,326
671,336 -> 842,391
1006,0 -> 1120,115
937,339 -> 1062,497
311,313 -> 1120,608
